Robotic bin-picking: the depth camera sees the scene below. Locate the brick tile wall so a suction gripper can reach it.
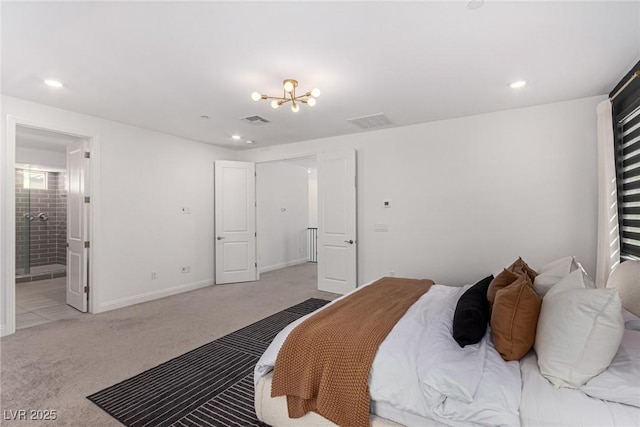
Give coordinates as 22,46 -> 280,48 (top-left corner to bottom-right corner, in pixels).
15,169 -> 68,271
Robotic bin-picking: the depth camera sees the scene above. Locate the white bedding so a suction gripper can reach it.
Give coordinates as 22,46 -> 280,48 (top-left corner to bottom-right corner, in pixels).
255,283 -> 521,427
255,280 -> 640,427
519,351 -> 640,426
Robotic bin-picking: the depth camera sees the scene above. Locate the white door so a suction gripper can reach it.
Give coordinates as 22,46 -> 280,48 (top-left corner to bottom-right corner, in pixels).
318,150 -> 357,294
66,142 -> 89,312
214,161 -> 257,284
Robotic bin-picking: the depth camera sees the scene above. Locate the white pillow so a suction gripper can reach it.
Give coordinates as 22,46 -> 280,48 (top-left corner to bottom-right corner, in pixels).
545,267 -> 595,296
538,256 -> 579,275
533,256 -> 580,297
534,269 -> 624,388
581,329 -> 640,407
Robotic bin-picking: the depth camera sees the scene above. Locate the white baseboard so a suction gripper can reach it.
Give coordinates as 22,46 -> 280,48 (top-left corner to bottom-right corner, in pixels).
259,258 -> 308,274
97,279 -> 213,313
0,324 -> 6,337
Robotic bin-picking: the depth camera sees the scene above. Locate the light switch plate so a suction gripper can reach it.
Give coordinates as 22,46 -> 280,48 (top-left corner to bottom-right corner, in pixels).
374,223 -> 389,232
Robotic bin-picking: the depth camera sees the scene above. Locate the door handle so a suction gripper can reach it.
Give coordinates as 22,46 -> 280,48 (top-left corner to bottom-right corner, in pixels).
217,236 -> 225,240
344,239 -> 354,244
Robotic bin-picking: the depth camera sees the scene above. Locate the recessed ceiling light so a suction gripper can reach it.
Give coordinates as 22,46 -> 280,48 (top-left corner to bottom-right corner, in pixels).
510,81 -> 527,89
44,79 -> 63,88
231,135 -> 241,140
467,0 -> 484,10
246,140 -> 255,144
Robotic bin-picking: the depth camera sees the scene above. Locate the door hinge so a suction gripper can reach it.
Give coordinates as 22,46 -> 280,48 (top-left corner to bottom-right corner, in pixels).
255,262 -> 257,268
84,152 -> 91,159
255,232 -> 257,237
84,241 -> 90,248
84,196 -> 91,203
66,242 -> 69,248
84,286 -> 89,294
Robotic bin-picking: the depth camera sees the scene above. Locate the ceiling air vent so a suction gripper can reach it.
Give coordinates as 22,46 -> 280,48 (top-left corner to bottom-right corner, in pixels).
241,115 -> 270,125
347,113 -> 394,130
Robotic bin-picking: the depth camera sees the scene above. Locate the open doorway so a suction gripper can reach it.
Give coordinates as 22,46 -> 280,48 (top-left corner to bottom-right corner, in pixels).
214,150 -> 355,294
14,125 -> 88,330
255,156 -> 318,280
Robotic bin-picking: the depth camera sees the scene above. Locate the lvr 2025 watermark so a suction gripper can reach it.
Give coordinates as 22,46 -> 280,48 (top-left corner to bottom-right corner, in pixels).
3,409 -> 57,421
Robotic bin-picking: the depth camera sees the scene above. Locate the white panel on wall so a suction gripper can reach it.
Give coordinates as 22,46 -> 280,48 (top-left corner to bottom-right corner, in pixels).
223,241 -> 249,271
323,158 -> 348,235
324,246 -> 348,281
68,252 -> 82,294
222,166 -> 248,232
309,168 -> 318,228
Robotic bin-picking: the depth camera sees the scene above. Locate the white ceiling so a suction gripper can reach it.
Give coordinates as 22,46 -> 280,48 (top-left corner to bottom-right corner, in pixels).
2,2 -> 639,151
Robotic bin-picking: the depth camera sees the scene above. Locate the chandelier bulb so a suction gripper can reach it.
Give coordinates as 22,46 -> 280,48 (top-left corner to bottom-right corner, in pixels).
251,92 -> 262,101
311,88 -> 321,98
283,80 -> 295,93
271,100 -> 280,109
291,103 -> 300,113
306,98 -> 317,107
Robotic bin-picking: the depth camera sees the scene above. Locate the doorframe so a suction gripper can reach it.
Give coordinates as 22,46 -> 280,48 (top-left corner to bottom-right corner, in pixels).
254,152 -> 320,283
3,116 -> 99,336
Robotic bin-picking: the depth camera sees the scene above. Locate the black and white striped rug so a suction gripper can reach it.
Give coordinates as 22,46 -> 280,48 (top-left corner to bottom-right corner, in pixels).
87,298 -> 329,427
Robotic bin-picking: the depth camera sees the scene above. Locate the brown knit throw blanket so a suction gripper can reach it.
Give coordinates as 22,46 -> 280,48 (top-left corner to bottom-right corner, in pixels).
271,277 -> 433,427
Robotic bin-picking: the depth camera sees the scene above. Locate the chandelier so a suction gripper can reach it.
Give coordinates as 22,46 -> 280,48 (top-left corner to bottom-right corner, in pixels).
251,79 -> 321,112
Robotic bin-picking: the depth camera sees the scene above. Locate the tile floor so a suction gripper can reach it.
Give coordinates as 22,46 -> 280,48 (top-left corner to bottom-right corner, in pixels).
16,263 -> 67,283
16,277 -> 84,330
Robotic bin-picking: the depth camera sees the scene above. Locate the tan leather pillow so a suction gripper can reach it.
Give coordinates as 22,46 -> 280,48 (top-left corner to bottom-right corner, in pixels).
487,268 -> 521,308
490,274 -> 542,361
508,257 -> 538,281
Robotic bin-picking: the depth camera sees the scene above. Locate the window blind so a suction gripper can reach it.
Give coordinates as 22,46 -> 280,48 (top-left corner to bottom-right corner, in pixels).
618,104 -> 640,257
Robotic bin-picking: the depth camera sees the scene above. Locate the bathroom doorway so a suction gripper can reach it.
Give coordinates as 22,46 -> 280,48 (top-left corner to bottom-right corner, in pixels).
14,126 -> 87,330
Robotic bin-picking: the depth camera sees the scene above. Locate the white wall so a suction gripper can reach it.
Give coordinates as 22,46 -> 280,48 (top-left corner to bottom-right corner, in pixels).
239,96 -> 603,286
16,146 -> 66,169
256,160 -> 309,272
1,96 -> 237,334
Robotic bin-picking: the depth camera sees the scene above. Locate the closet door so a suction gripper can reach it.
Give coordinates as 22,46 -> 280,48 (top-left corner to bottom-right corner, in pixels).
317,150 -> 357,294
214,161 -> 257,284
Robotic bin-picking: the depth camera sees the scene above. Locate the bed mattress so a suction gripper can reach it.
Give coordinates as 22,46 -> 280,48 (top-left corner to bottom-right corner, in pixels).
255,372 -> 449,427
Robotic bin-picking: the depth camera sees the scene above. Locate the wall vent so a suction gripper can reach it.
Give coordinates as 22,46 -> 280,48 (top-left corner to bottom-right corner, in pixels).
347,113 -> 394,130
241,115 -> 270,125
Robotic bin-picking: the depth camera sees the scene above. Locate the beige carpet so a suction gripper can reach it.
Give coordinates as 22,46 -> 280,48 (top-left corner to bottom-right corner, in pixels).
1,263 -> 337,426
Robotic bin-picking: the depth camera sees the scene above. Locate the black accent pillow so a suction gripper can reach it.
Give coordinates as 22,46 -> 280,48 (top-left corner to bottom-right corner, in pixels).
452,275 -> 494,348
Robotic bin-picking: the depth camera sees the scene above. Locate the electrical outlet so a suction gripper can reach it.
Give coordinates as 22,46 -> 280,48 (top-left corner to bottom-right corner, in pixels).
151,271 -> 157,279
180,207 -> 191,214
181,266 -> 191,273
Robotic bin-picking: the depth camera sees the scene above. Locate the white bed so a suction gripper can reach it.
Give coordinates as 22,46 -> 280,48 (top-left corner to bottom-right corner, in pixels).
254,260 -> 640,427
